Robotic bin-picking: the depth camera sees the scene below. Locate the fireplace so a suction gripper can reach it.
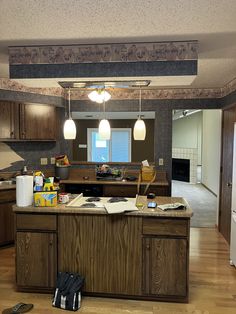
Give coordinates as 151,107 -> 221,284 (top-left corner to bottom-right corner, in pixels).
172,158 -> 190,182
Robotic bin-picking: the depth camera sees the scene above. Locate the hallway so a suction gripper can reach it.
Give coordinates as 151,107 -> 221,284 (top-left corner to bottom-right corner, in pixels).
172,180 -> 217,228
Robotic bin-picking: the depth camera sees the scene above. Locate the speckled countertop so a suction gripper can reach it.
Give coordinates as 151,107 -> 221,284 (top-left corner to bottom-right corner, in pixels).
0,184 -> 16,191
13,195 -> 193,218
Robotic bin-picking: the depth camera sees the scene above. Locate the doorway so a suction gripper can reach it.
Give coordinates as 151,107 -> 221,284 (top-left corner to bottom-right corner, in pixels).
172,109 -> 222,228
219,104 -> 236,243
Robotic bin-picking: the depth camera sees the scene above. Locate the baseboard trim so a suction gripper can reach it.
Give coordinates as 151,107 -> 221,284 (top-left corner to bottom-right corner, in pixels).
201,183 -> 217,197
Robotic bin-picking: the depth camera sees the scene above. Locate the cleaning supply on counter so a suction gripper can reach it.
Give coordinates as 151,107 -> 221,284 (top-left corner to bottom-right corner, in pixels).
34,191 -> 57,207
43,177 -> 54,191
16,175 -> 34,207
34,171 -> 44,191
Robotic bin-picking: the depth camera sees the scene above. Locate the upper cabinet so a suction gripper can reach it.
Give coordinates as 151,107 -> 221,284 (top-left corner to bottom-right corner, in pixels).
0,101 -> 19,139
20,103 -> 56,140
0,101 -> 57,141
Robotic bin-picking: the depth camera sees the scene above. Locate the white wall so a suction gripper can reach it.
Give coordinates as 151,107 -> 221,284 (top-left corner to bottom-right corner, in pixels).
202,110 -> 222,196
172,111 -> 202,164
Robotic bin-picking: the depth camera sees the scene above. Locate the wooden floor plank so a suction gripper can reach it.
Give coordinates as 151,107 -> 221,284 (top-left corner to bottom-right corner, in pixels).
1,228 -> 236,313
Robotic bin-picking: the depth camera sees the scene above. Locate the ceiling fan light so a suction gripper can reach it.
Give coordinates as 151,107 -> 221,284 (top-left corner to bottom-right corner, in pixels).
63,118 -> 77,139
99,119 -> 111,140
88,90 -> 111,103
133,118 -> 146,140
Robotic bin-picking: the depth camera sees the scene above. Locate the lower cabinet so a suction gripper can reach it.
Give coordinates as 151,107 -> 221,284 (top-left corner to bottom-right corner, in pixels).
142,237 -> 187,298
142,217 -> 189,301
0,189 -> 15,246
15,214 -> 57,291
15,212 -> 190,301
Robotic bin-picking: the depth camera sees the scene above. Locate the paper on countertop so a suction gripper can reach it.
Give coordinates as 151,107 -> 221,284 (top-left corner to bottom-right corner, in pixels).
0,142 -> 24,170
104,201 -> 139,214
66,193 -> 139,214
158,202 -> 186,211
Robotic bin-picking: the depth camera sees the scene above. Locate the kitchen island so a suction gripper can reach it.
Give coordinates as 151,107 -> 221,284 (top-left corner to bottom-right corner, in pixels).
13,196 -> 192,303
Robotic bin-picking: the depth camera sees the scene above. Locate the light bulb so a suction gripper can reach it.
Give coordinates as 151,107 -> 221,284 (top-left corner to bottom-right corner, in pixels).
133,118 -> 146,140
99,119 -> 111,140
88,90 -> 111,103
63,118 -> 76,139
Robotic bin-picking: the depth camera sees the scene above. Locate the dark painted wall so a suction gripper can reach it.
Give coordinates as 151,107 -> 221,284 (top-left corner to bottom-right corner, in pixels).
73,119 -> 154,162
1,87 -> 234,180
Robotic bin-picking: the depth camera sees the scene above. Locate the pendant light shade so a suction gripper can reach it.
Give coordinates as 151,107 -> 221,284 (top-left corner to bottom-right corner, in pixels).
63,118 -> 76,139
133,117 -> 146,140
88,90 -> 111,103
133,88 -> 146,140
63,88 -> 77,140
99,119 -> 111,140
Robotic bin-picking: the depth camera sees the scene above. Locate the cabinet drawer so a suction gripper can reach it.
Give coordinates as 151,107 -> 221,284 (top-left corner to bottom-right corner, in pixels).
0,189 -> 16,203
142,218 -> 188,236
16,214 -> 57,231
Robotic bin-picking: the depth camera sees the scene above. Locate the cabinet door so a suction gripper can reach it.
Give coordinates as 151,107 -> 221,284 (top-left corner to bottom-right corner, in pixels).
16,232 -> 57,288
143,237 -> 187,297
0,202 -> 15,245
58,215 -> 142,295
20,103 -> 56,140
0,101 -> 19,139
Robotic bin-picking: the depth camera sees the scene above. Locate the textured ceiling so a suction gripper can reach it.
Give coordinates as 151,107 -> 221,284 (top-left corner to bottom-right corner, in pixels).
0,0 -> 236,89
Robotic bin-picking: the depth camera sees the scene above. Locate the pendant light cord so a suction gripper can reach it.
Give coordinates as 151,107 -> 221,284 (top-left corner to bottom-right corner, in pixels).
103,88 -> 106,119
139,87 -> 142,118
68,87 -> 71,119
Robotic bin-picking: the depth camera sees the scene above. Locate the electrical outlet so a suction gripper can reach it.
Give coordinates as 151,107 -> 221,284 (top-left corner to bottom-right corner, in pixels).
159,158 -> 164,166
40,157 -> 48,165
50,157 -> 56,165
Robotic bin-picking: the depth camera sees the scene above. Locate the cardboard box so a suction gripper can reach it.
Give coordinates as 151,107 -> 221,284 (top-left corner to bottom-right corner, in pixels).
34,191 -> 57,207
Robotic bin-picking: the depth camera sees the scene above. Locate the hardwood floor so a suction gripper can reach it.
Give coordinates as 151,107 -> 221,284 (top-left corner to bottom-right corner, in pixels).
1,228 -> 236,313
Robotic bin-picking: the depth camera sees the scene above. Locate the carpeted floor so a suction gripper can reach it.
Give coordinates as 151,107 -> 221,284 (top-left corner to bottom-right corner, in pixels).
172,180 -> 217,228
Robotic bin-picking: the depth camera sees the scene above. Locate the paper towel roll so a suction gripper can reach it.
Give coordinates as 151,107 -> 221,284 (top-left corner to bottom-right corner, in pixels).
16,175 -> 34,207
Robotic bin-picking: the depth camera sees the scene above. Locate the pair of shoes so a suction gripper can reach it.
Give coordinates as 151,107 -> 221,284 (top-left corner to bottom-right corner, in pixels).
2,303 -> 33,314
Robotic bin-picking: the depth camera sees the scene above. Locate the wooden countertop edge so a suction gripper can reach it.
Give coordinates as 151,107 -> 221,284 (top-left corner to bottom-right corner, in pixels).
12,196 -> 193,218
0,185 -> 16,191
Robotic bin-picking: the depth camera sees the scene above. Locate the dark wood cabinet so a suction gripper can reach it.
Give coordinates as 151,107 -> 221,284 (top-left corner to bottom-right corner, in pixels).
58,214 -> 142,295
142,217 -> 189,301
14,204 -> 191,302
15,214 -> 57,291
143,237 -> 187,297
0,101 -> 57,140
20,103 -> 56,140
0,101 -> 19,139
0,189 -> 15,246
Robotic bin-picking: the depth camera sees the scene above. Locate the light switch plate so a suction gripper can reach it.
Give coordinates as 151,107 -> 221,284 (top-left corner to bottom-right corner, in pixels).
159,158 -> 164,166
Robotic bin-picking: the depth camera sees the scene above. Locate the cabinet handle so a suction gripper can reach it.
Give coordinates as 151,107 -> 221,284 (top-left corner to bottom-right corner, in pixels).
146,244 -> 150,250
227,182 -> 232,187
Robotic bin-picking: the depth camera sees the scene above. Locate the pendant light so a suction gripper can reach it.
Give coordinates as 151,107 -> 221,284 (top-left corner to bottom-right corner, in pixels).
133,88 -> 146,140
98,96 -> 111,140
63,88 -> 77,139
